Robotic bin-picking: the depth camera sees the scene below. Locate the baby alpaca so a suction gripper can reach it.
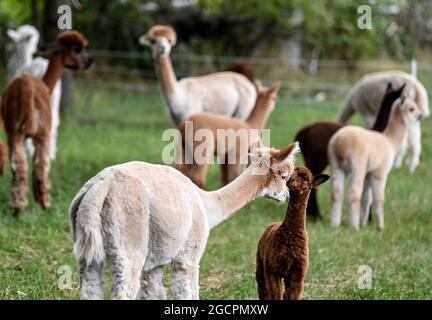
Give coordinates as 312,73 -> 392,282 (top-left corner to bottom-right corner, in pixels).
7,24 -> 62,161
70,143 -> 300,300
294,83 -> 405,219
328,97 -> 422,230
338,71 -> 429,173
139,25 -> 256,124
0,31 -> 92,212
256,167 -> 329,300
178,82 -> 280,188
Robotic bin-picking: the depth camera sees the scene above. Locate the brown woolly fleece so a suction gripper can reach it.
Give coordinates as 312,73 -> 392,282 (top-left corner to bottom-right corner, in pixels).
256,167 -> 329,300
0,30 -> 91,213
226,61 -> 255,83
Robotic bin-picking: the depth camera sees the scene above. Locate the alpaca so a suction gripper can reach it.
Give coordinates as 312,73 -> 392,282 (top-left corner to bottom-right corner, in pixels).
69,143 -> 300,300
139,25 -> 257,124
338,71 -> 429,173
7,24 -> 62,161
328,96 -> 422,230
256,167 -> 329,300
0,31 -> 92,212
295,83 -> 405,219
178,82 -> 280,188
226,61 -> 255,83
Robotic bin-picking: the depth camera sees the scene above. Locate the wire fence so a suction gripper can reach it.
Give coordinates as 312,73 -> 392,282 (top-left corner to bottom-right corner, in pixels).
74,49 -> 432,99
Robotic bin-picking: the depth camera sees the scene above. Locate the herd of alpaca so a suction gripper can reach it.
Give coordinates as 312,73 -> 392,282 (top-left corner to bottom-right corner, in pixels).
0,24 -> 429,300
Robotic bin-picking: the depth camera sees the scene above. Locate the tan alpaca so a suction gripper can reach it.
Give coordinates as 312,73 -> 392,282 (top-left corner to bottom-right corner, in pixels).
178,82 -> 280,188
139,25 -> 256,124
0,31 -> 92,212
329,97 -> 422,230
70,143 -> 300,300
338,71 -> 429,173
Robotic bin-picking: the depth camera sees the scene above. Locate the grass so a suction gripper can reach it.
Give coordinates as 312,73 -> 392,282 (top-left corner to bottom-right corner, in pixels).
0,86 -> 431,300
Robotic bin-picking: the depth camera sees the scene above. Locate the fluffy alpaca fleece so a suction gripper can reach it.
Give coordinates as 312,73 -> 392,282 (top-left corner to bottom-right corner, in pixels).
256,167 -> 329,300
178,82 -> 280,188
69,143 -> 300,300
295,83 -> 405,219
338,71 -> 429,173
0,31 -> 92,212
139,25 -> 256,124
226,61 -> 255,83
7,24 -> 62,160
329,97 -> 422,230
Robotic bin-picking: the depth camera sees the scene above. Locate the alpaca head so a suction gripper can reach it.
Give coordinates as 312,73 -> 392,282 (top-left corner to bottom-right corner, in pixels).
7,25 -> 40,57
255,82 -> 280,112
37,30 -> 92,70
394,95 -> 423,125
139,25 -> 177,58
287,167 -> 330,197
248,142 -> 300,203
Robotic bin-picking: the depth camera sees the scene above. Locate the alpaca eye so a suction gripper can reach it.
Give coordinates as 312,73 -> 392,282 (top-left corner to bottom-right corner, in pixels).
409,108 -> 414,112
299,174 -> 307,182
74,47 -> 82,53
149,38 -> 156,45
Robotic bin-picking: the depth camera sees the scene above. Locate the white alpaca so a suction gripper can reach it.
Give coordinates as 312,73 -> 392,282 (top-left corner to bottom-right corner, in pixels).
69,143 -> 300,300
139,25 -> 256,125
7,25 -> 62,160
329,97 -> 422,230
338,71 -> 429,173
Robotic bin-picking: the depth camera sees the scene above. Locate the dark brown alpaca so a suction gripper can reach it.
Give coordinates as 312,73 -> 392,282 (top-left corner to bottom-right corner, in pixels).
226,61 -> 255,83
294,82 -> 406,219
0,31 -> 92,213
256,167 -> 329,300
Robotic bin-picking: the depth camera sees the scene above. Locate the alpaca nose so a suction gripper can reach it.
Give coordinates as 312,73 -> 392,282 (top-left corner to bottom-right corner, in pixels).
159,47 -> 165,55
418,114 -> 423,121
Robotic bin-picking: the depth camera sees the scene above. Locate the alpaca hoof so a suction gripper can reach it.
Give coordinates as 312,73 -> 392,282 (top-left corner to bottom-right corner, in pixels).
40,198 -> 51,209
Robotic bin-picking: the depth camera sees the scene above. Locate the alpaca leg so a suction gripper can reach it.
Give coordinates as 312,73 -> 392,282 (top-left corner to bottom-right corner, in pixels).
110,257 -> 144,300
9,135 -> 29,211
284,265 -> 307,300
330,167 -> 345,228
170,261 -> 198,300
347,170 -> 366,230
263,273 -> 283,300
371,175 -> 387,231
49,81 -> 61,160
307,188 -> 320,220
255,254 -> 267,300
32,135 -> 51,209
360,175 -> 373,226
79,260 -> 104,300
394,133 -> 408,169
406,121 -> 421,173
137,266 -> 167,300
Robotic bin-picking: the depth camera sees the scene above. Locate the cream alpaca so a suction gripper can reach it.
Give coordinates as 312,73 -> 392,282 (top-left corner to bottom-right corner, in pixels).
139,25 -> 256,124
70,143 -> 300,300
7,25 -> 62,160
338,71 -> 429,173
178,81 -> 280,188
329,97 -> 422,230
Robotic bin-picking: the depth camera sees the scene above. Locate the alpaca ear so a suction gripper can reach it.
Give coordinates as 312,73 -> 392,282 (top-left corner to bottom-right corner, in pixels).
272,142 -> 300,166
7,29 -> 19,42
270,82 -> 281,94
397,83 -> 406,94
253,79 -> 264,92
139,34 -> 150,46
36,41 -> 62,58
386,82 -> 393,93
313,174 -> 330,188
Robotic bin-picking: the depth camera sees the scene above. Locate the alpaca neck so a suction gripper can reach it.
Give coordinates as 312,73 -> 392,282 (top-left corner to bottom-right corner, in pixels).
156,55 -> 179,104
371,99 -> 394,132
383,109 -> 406,152
281,191 -> 308,230
42,54 -> 64,94
203,166 -> 268,229
246,100 -> 273,130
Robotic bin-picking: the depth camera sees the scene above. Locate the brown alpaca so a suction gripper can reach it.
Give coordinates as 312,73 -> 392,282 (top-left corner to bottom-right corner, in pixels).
178,82 -> 280,188
294,83 -> 405,219
226,61 -> 255,83
256,167 -> 330,300
0,31 -> 92,212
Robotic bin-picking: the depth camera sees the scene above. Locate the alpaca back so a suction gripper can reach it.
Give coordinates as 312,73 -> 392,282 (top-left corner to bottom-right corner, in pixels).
329,126 -> 393,172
